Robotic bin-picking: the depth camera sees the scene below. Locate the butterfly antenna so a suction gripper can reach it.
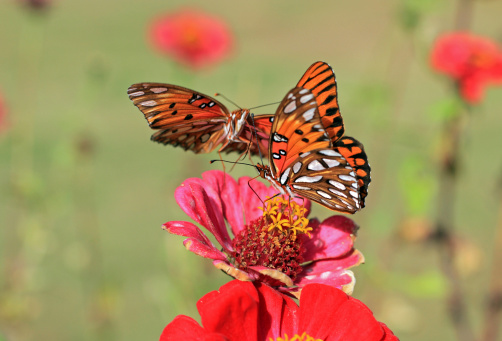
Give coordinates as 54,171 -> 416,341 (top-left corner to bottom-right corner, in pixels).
247,176 -> 266,208
210,160 -> 256,168
214,93 -> 241,109
248,101 -> 281,110
249,113 -> 265,165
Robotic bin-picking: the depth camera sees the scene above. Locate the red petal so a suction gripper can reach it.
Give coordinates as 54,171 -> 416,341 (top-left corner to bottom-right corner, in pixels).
160,315 -> 206,341
175,179 -> 232,251
299,285 -> 386,341
379,322 -> 400,341
302,216 -> 358,261
197,281 -> 260,341
254,282 -> 299,340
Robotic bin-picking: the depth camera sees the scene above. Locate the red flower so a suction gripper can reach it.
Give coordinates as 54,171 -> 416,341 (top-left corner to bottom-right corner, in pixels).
0,93 -> 7,133
160,280 -> 399,341
431,32 -> 502,103
164,170 -> 364,298
149,9 -> 233,70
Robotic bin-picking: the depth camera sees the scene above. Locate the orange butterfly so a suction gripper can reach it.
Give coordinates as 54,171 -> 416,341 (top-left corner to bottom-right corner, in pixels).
254,62 -> 371,213
127,83 -> 272,156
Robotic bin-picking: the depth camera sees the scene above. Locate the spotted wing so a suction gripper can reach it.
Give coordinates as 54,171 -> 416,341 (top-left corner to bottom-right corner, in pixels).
128,83 -> 230,154
221,114 -> 273,157
335,136 -> 371,207
283,149 -> 362,214
268,87 -> 331,178
296,61 -> 344,143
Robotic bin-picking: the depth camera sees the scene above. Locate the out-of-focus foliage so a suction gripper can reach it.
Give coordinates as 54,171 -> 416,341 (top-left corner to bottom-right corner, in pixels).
1,0 -> 501,340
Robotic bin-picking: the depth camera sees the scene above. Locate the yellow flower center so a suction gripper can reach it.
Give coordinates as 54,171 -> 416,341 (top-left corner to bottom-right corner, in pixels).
272,332 -> 323,341
259,196 -> 312,236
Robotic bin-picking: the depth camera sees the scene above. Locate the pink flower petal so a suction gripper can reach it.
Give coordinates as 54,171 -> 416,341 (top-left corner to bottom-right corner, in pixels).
201,170 -> 244,237
175,178 -> 233,251
237,176 -> 274,225
163,220 -> 213,245
183,238 -> 227,260
302,215 -> 358,261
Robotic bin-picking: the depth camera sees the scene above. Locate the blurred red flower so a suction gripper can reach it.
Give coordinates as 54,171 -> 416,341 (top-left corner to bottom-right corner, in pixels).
164,170 -> 363,298
0,93 -> 7,133
431,32 -> 502,103
160,280 -> 399,341
149,9 -> 233,70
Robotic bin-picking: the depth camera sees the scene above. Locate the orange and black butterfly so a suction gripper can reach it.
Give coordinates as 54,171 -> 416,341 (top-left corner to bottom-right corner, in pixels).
127,83 -> 272,156
254,62 -> 371,213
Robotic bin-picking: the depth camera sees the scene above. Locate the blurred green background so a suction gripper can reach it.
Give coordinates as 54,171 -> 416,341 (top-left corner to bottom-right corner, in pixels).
1,0 -> 502,340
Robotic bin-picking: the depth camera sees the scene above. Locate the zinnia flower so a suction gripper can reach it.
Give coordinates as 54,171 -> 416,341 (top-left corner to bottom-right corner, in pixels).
164,170 -> 364,298
160,280 -> 399,341
431,32 -> 502,103
149,9 -> 233,70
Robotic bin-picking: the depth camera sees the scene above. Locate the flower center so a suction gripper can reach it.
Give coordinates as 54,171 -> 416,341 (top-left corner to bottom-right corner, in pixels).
231,197 -> 310,284
273,332 -> 323,341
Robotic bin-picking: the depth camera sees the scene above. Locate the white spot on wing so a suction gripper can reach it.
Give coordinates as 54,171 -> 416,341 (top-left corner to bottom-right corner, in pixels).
292,184 -> 310,190
328,180 -> 346,190
129,91 -> 144,97
150,87 -> 168,93
307,160 -> 325,171
317,190 -> 332,199
284,101 -> 297,114
339,174 -> 357,182
141,100 -> 157,107
295,175 -> 322,183
293,162 -> 302,174
299,89 -> 308,94
302,108 -> 315,121
324,159 -> 340,168
280,168 -> 291,185
300,93 -> 314,103
328,188 -> 348,198
319,149 -> 341,157
349,191 -> 359,199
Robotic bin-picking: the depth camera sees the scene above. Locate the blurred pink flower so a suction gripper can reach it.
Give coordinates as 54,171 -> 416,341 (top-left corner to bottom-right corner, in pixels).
164,170 -> 364,298
160,280 -> 399,341
431,32 -> 502,103
149,9 -> 233,70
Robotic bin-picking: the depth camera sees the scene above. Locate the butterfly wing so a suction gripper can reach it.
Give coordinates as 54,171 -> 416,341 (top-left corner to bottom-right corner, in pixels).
335,136 -> 371,207
284,149 -> 362,213
221,114 -> 274,157
268,87 -> 332,180
128,83 -> 230,153
296,61 -> 345,143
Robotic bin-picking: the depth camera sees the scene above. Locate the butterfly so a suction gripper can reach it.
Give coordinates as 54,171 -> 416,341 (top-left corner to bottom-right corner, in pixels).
255,66 -> 371,213
127,83 -> 272,156
223,61 -> 370,206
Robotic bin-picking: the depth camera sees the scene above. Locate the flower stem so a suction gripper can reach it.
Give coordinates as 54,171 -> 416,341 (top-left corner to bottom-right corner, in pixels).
480,172 -> 502,341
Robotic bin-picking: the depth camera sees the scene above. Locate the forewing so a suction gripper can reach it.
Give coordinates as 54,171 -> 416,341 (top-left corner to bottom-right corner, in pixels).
296,61 -> 344,142
335,136 -> 371,207
269,88 -> 331,176
128,83 -> 229,153
285,149 -> 362,214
